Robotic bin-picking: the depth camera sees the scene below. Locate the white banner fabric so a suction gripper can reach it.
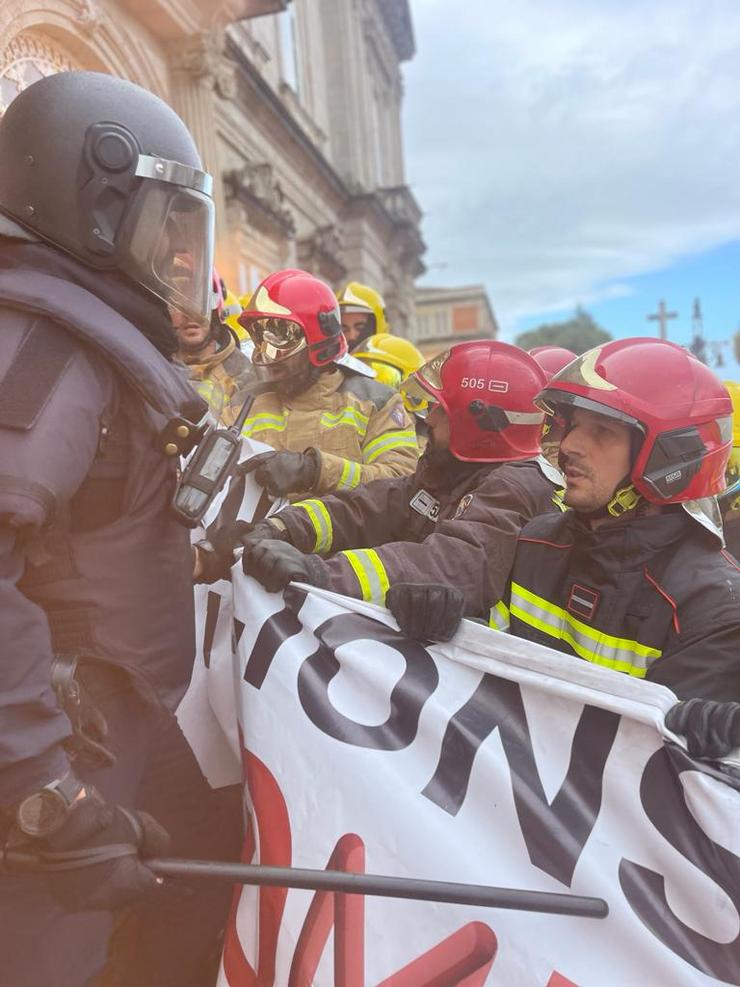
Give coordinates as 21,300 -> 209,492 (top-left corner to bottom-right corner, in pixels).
177,440 -> 285,788
202,575 -> 740,987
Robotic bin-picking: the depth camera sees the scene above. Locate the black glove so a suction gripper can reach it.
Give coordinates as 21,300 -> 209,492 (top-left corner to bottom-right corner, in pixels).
240,449 -> 320,497
13,791 -> 170,912
242,539 -> 327,593
665,698 -> 740,759
386,582 -> 466,643
195,520 -> 288,584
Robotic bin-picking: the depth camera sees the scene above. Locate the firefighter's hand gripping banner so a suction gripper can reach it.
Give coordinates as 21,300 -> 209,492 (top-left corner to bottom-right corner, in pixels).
179,569 -> 740,987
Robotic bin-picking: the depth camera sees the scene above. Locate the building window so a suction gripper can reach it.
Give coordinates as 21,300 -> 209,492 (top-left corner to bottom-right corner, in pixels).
0,35 -> 76,117
435,309 -> 448,336
277,7 -> 301,96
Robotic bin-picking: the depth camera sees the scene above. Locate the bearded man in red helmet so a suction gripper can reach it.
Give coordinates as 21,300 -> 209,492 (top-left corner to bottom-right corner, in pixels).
206,341 -> 563,639
402,339 -> 740,758
233,268 -> 419,500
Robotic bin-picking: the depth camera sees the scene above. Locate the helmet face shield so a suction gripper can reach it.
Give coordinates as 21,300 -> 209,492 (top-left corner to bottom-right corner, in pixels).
416,349 -> 450,392
401,373 -> 436,410
247,317 -> 307,364
125,182 -> 214,323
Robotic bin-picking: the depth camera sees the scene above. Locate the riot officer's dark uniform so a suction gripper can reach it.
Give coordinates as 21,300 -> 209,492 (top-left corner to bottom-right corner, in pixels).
0,71 -> 236,987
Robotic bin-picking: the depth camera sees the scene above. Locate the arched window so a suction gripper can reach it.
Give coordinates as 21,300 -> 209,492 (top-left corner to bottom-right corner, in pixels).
0,35 -> 76,116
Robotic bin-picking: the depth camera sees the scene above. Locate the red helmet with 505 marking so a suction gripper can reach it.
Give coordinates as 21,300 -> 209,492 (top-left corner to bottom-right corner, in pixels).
238,269 -> 346,384
402,341 -> 547,461
536,337 -> 733,502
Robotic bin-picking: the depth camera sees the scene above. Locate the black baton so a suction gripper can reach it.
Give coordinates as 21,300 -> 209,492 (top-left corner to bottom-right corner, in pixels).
3,850 -> 608,917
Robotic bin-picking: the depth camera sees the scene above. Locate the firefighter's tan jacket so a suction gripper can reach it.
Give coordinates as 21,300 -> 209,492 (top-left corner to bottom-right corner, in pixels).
242,368 -> 419,498
181,334 -> 253,426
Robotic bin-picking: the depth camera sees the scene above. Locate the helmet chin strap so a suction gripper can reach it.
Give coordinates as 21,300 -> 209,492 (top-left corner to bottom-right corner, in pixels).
576,476 -> 643,523
606,483 -> 643,518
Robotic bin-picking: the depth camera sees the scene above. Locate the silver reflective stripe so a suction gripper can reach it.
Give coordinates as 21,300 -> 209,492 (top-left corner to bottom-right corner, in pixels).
489,601 -> 510,631
294,499 -> 333,554
338,459 -> 361,490
510,582 -> 660,677
363,430 -> 418,464
505,410 -> 545,425
340,549 -> 389,604
135,155 -> 213,195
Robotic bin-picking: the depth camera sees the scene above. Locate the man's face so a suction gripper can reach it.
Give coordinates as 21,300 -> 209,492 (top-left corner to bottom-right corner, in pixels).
169,305 -> 211,352
426,403 -> 451,452
341,310 -> 373,349
559,406 -> 635,513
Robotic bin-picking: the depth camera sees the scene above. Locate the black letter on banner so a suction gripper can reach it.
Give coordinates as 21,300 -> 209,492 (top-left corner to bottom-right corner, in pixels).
620,746 -> 740,980
243,587 -> 307,688
422,673 -> 619,887
202,591 -> 223,669
297,613 -> 438,749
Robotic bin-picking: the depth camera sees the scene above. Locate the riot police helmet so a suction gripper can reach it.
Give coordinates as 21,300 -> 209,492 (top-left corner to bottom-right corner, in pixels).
0,71 -> 214,322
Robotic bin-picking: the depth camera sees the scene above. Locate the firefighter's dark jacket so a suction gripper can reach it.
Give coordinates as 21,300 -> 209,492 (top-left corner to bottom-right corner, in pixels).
0,239 -> 206,805
501,507 -> 740,701
276,454 -> 560,618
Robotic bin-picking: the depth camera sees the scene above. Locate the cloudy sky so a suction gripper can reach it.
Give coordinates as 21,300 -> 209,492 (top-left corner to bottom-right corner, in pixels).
403,0 -> 740,371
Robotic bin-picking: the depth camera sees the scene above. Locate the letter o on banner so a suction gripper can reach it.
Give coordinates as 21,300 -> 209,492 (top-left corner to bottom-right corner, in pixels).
297,613 -> 439,750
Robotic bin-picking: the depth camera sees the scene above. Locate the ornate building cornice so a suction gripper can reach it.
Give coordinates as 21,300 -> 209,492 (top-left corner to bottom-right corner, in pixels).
223,161 -> 296,238
347,184 -> 426,278
375,0 -> 415,62
297,224 -> 347,284
166,30 -> 237,98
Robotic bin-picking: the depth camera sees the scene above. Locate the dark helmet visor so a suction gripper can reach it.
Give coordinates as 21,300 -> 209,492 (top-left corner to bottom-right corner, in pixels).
125,181 -> 214,324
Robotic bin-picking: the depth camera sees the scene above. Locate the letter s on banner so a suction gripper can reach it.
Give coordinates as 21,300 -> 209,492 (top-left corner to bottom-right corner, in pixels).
297,613 -> 439,750
620,746 -> 740,982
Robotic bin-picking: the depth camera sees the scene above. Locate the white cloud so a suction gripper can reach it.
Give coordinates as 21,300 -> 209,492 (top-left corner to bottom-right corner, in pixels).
404,0 -> 740,331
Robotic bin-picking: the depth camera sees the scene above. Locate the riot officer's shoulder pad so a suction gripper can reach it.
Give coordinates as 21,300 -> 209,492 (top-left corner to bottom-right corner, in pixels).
0,312 -> 81,431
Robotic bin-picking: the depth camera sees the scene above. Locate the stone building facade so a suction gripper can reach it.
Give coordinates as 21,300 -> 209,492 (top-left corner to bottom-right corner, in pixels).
0,0 -> 425,330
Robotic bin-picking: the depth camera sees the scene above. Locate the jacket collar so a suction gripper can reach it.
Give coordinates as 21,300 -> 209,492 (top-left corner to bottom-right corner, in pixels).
284,368 -> 344,409
180,333 -> 236,376
564,508 -> 695,569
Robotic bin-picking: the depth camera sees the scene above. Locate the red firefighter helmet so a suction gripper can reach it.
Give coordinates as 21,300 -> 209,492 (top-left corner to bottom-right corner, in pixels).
238,269 -> 346,383
537,338 -> 733,503
402,341 -> 547,462
211,268 -> 225,318
528,346 -> 577,381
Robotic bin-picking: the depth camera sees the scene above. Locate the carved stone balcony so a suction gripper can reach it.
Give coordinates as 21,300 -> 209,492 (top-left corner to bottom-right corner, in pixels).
223,162 -> 296,238
117,0 -> 288,41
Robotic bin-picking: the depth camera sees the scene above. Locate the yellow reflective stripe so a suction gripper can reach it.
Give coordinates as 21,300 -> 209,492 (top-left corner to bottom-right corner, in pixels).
488,600 -> 510,631
194,379 -> 216,400
510,582 -> 660,677
363,430 -> 418,464
340,549 -> 389,604
293,498 -> 333,554
241,413 -> 288,437
337,458 -> 361,491
320,407 -> 370,436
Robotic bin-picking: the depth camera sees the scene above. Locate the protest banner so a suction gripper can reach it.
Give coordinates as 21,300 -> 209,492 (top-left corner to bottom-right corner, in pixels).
180,576 -> 740,987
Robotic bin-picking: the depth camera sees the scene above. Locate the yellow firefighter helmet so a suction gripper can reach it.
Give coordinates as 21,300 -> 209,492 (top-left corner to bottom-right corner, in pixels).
354,334 -> 424,378
337,281 -> 389,337
723,380 -> 740,482
355,334 -> 428,415
220,288 -> 245,339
